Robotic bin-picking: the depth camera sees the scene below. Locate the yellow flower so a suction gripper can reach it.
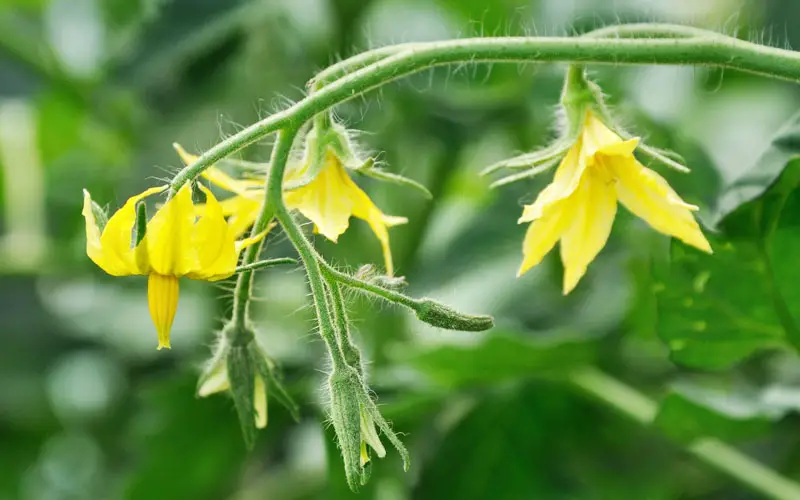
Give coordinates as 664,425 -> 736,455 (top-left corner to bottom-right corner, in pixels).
82,183 -> 264,349
284,150 -> 407,275
173,143 -> 263,238
518,111 -> 712,294
174,143 -> 407,275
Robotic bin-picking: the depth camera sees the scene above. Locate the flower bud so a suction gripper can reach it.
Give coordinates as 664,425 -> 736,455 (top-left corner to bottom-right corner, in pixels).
327,365 -> 408,491
328,367 -> 365,489
197,325 -> 298,449
414,298 -> 494,332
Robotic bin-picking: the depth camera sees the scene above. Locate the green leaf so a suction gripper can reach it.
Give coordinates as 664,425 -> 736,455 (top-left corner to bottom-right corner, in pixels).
712,110 -> 800,227
655,128 -> 800,370
654,237 -> 787,370
399,331 -> 596,386
654,386 -> 774,444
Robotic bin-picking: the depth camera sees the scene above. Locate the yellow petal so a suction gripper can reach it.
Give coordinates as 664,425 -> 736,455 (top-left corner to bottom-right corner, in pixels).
96,186 -> 167,276
613,158 -> 712,253
581,111 -> 637,158
518,197 -> 572,277
226,198 -> 262,238
147,273 -> 180,350
254,374 -> 268,429
352,199 -> 406,276
558,168 -> 617,294
197,364 -> 230,396
284,153 -> 356,242
174,143 -> 263,197
173,142 -> 198,165
82,190 -> 129,276
146,183 -> 197,276
360,442 -> 371,467
360,408 -> 386,464
193,185 -> 235,274
518,143 -> 585,223
205,167 -> 263,197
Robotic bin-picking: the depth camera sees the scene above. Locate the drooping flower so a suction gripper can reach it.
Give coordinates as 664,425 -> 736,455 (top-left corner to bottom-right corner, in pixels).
518,111 -> 712,294
175,135 -> 408,276
284,149 -> 407,276
82,183 -> 265,349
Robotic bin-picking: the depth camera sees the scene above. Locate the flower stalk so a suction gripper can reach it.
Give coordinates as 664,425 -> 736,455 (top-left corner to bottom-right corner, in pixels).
148,22 -> 800,496
170,30 -> 800,192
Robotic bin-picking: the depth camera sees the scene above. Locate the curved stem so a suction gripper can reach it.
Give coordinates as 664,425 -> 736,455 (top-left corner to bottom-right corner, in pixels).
170,32 -> 800,191
310,23 -> 722,90
569,367 -> 800,500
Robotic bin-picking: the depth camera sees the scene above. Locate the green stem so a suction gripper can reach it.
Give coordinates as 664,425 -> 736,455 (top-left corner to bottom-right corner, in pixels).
169,30 -> 800,190
229,132 -> 291,328
310,23 -> 722,90
234,257 -> 297,273
321,263 -> 418,310
569,367 -> 800,500
325,278 -> 363,374
260,128 -> 350,371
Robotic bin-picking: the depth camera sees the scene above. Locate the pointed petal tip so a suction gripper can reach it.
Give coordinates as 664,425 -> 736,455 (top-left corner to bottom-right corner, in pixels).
157,342 -> 171,351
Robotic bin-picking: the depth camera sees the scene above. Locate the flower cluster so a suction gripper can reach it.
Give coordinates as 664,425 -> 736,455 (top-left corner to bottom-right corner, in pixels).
81,66 -> 712,490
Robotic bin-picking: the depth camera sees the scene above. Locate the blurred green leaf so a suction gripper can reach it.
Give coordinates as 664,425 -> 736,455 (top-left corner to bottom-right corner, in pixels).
414,388 -> 556,500
655,124 -> 800,369
712,110 -> 800,227
122,373 -> 245,500
654,388 -> 773,444
400,331 -> 596,386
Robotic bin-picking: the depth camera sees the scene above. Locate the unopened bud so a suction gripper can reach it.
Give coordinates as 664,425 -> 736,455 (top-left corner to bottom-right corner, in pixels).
328,367 -> 364,490
414,298 -> 494,332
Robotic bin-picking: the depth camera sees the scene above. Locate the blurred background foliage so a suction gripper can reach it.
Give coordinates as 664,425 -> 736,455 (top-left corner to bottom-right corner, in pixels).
3,0 -> 800,499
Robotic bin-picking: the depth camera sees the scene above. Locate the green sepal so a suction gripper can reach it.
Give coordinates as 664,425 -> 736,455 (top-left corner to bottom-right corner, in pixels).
91,201 -> 108,233
226,345 -> 257,450
249,341 -> 300,421
489,157 -> 561,189
353,158 -> 433,198
414,298 -> 494,332
480,140 -> 570,176
134,202 -> 147,245
363,399 -> 410,472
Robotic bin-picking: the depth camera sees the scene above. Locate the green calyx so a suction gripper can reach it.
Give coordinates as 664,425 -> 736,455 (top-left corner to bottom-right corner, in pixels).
283,112 -> 431,197
198,324 -> 299,449
327,365 -> 409,491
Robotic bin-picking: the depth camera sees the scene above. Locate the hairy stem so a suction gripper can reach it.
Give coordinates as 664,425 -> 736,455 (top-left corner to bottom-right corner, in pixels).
310,22 -> 723,89
569,367 -> 800,500
229,132 -> 290,328
170,30 -> 800,190
258,127 -> 351,371
325,278 -> 363,374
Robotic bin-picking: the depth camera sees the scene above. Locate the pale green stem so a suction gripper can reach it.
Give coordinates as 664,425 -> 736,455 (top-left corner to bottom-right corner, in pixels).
169,31 -> 800,191
258,127 -> 351,371
569,367 -> 800,500
229,132 -> 290,328
325,277 -> 363,374
310,23 -> 722,90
